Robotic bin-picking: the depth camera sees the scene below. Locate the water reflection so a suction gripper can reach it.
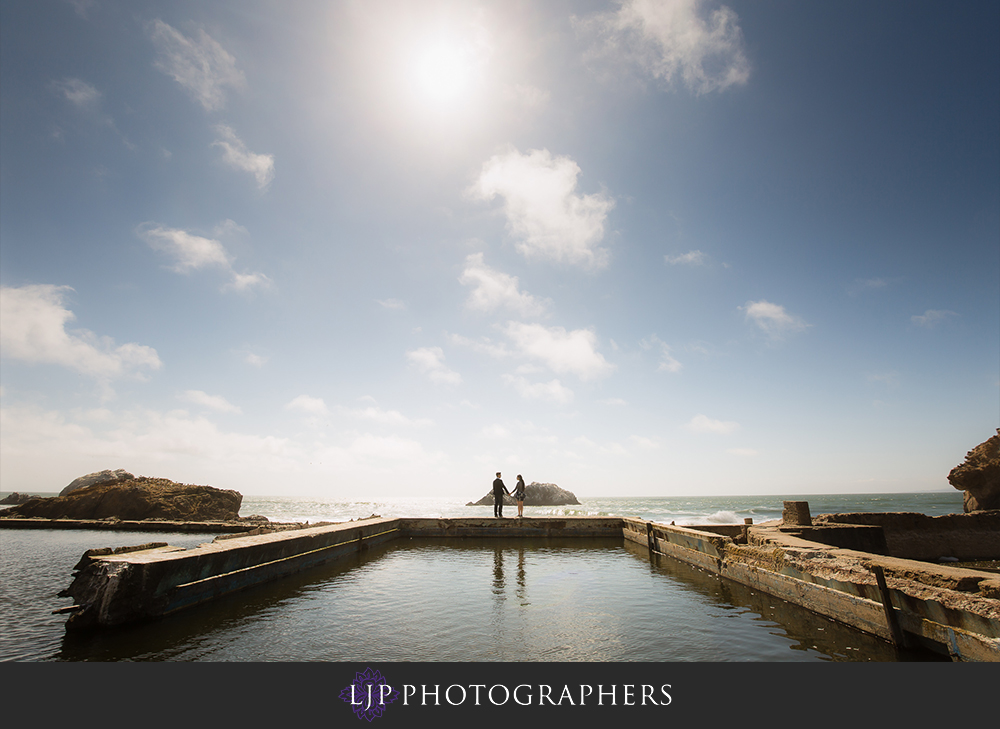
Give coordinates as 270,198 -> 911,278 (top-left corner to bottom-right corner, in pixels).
47,536 -> 945,662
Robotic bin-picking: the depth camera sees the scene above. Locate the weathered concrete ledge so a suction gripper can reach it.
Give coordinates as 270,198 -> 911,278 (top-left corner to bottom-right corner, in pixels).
0,517 -> 267,533
622,516 -> 1000,663
56,517 -> 623,630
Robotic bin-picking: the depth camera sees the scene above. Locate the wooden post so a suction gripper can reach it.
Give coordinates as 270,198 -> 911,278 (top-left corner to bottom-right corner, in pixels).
871,565 -> 906,648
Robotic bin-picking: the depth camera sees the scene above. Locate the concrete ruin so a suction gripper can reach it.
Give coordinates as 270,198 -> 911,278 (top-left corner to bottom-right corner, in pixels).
43,505 -> 1000,662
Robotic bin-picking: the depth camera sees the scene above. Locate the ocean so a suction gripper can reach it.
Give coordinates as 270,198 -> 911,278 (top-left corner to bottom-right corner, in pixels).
0,491 -> 967,662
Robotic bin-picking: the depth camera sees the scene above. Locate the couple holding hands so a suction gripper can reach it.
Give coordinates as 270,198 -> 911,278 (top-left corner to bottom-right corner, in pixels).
492,472 -> 526,518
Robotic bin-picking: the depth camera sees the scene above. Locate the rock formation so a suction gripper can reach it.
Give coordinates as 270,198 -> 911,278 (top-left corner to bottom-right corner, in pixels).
467,481 -> 581,507
0,492 -> 39,505
948,429 -> 1000,512
60,469 -> 135,497
2,476 -> 242,522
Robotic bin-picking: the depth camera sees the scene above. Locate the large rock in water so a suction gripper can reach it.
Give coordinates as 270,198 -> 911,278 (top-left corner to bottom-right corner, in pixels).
60,469 -> 134,497
948,429 -> 1000,512
467,482 -> 581,507
1,476 -> 242,521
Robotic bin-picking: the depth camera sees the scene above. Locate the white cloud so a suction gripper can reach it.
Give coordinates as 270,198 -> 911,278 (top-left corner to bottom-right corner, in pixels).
150,19 -> 246,111
502,375 -> 574,405
54,78 -> 101,108
684,414 -> 739,434
580,0 -> 750,95
180,390 -> 241,414
665,250 -> 706,265
0,284 -> 162,379
138,223 -> 271,292
212,125 -> 275,190
503,83 -> 551,109
911,309 -> 957,327
504,322 -> 615,380
459,253 -> 549,317
377,298 -> 407,310
640,334 -> 682,373
740,300 -> 809,339
52,77 -> 134,149
867,372 -> 900,387
482,424 -> 511,439
407,347 -> 462,385
601,398 -> 627,406
286,395 -> 329,416
244,352 -> 267,367
849,277 -> 889,295
449,333 -> 513,359
727,447 -> 757,457
339,403 -> 432,427
469,147 -> 615,269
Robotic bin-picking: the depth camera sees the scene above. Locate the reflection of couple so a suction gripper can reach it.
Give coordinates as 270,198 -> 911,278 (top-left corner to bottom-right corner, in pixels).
492,472 -> 527,518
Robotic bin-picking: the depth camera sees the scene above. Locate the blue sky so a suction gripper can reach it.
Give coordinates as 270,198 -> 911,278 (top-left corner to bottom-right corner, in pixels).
2,0 -> 997,499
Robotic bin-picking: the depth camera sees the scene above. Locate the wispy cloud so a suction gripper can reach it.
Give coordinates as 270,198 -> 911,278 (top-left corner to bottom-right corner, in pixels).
502,374 -> 574,404
179,390 -> 241,414
0,284 -> 161,380
212,125 -> 275,189
149,19 -> 246,111
285,394 -> 329,416
459,253 -> 549,317
664,250 -> 706,265
740,300 -> 809,339
449,333 -> 513,359
578,0 -> 750,95
54,77 -> 101,108
407,347 -> 462,385
911,309 -> 957,327
138,223 -> 271,293
684,414 -> 739,434
377,298 -> 407,310
504,321 -> 615,380
339,400 -> 432,427
640,334 -> 682,373
52,77 -> 134,149
848,277 -> 891,295
469,146 -> 615,270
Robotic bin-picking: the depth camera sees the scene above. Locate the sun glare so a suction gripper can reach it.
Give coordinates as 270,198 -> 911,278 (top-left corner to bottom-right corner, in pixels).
411,41 -> 473,107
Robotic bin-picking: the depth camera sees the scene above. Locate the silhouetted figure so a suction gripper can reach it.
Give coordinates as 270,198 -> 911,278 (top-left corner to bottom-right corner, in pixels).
514,474 -> 526,518
492,472 -> 510,518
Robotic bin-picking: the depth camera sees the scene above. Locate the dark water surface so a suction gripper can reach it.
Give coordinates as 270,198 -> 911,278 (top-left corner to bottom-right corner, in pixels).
2,530 -> 942,662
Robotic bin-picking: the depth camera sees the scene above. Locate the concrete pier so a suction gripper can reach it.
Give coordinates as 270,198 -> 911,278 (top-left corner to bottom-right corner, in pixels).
57,517 -> 623,630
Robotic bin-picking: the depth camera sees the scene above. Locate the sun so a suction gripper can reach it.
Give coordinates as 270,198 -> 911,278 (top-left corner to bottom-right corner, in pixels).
411,41 -> 474,107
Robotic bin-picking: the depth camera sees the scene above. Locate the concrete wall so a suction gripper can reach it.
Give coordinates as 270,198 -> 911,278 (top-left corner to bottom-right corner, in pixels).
621,517 -> 1000,662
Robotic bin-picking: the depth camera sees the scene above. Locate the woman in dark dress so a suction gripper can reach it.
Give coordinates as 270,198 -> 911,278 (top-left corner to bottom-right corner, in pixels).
514,475 -> 526,518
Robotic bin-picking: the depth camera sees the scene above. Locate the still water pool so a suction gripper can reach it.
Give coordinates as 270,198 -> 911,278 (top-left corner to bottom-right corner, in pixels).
1,529 -> 942,662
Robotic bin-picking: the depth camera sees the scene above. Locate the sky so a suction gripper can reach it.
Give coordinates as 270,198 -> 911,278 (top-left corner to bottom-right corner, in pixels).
1,0 -> 998,500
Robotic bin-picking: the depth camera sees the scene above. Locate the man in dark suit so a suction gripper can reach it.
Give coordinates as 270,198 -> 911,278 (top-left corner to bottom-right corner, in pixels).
492,472 -> 510,518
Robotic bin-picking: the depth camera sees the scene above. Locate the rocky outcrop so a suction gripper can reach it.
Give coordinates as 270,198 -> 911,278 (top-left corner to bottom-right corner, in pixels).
60,469 -> 135,497
1,476 -> 242,522
948,429 -> 1000,512
467,481 -> 581,507
0,492 -> 39,505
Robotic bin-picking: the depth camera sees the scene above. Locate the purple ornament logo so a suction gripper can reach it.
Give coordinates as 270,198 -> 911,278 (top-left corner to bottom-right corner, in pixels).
340,667 -> 400,721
